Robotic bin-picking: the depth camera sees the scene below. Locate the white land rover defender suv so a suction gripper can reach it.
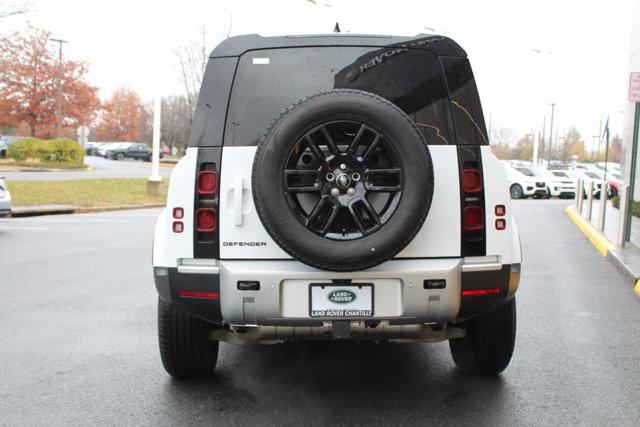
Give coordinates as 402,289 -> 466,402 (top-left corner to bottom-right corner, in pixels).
153,34 -> 522,379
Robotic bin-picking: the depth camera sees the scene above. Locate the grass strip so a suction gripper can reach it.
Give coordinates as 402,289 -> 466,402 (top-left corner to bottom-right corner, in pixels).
7,178 -> 167,208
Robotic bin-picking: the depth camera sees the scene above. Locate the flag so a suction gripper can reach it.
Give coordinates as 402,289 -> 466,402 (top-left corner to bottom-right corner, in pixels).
602,116 -> 610,141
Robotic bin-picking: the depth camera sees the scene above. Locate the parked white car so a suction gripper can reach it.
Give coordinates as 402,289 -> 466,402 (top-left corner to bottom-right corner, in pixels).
516,166 -> 575,199
564,170 -> 604,198
0,175 -> 11,217
505,166 -> 548,199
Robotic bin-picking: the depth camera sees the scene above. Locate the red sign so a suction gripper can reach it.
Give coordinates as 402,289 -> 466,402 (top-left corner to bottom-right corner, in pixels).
629,72 -> 640,101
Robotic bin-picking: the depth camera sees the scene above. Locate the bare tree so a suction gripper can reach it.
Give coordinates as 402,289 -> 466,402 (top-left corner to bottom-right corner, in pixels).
161,95 -> 192,154
0,2 -> 29,20
173,18 -> 232,125
490,126 -> 515,146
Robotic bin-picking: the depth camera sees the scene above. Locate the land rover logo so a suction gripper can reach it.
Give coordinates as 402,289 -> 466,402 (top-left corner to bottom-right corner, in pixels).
336,173 -> 351,188
328,289 -> 356,304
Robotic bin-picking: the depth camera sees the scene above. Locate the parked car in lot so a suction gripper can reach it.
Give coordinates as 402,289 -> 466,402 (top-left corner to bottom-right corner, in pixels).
153,33 -> 522,378
607,173 -> 624,196
85,142 -> 105,156
585,169 -> 622,197
96,142 -> 121,157
516,166 -> 575,199
505,166 -> 548,199
0,138 -> 7,159
106,143 -> 157,161
564,170 -> 605,198
0,175 -> 11,217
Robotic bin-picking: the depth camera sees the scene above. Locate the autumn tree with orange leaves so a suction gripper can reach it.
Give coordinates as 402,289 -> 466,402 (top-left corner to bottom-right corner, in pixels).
96,87 -> 144,142
0,26 -> 100,138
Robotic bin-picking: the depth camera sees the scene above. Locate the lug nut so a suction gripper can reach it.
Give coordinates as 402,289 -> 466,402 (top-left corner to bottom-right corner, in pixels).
340,163 -> 347,171
326,172 -> 334,181
347,187 -> 356,196
352,172 -> 360,181
331,188 -> 340,196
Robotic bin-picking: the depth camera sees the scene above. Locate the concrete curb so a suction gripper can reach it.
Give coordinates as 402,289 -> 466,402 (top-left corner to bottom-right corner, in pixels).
11,203 -> 165,217
607,248 -> 640,285
78,204 -> 165,213
0,165 -> 91,173
11,204 -> 79,217
564,205 -> 614,257
566,205 -> 640,295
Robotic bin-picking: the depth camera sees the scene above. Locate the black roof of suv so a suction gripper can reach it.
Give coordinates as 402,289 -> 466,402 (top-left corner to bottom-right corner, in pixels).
209,33 -> 467,57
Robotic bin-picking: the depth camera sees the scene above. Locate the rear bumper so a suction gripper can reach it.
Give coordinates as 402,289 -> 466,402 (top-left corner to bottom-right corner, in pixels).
154,257 -> 520,331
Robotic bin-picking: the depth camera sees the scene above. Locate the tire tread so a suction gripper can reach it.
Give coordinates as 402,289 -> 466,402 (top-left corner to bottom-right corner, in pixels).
158,298 -> 219,379
449,297 -> 516,374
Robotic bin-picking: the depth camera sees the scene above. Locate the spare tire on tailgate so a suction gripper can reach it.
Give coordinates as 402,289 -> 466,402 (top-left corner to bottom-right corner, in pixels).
252,89 -> 434,272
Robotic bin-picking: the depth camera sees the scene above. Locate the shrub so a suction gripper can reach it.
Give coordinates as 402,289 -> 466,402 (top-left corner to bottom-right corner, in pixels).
7,137 -> 40,161
7,137 -> 84,167
611,195 -> 640,218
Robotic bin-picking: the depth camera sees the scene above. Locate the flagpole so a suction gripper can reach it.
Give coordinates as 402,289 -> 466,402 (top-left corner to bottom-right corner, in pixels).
603,116 -> 610,186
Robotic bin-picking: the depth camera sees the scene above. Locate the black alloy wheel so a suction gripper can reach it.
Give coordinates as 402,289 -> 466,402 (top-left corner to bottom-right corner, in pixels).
283,120 -> 403,240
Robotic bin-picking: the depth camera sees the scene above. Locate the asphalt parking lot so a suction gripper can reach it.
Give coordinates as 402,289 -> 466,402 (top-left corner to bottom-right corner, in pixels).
1,200 -> 640,425
1,155 -> 173,181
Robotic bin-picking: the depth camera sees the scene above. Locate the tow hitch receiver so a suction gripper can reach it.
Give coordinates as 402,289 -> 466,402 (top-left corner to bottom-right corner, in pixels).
331,321 -> 351,339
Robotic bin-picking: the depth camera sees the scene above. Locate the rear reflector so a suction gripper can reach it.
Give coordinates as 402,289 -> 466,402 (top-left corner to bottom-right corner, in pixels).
173,207 -> 184,219
179,291 -> 220,299
495,204 -> 505,216
462,169 -> 483,193
195,208 -> 217,232
197,171 -> 219,195
463,206 -> 484,230
496,218 -> 506,230
172,221 -> 183,233
462,288 -> 501,296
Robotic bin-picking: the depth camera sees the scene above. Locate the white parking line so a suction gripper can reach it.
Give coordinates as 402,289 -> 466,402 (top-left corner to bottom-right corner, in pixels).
0,226 -> 48,230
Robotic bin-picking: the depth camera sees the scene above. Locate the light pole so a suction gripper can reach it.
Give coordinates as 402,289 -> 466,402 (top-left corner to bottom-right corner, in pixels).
147,82 -> 163,194
547,103 -> 556,165
50,38 -> 68,138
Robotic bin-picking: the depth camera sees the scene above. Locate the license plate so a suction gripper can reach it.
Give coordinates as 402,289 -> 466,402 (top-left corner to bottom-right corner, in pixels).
309,283 -> 373,317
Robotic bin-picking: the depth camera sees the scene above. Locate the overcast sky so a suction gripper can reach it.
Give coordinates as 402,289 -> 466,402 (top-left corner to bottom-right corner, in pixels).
2,0 -> 635,148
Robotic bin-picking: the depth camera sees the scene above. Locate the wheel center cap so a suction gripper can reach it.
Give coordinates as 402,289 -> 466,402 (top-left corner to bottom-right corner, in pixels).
336,173 -> 351,188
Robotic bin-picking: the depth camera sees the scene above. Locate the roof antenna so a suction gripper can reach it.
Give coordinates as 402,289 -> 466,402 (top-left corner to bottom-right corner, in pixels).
333,22 -> 341,33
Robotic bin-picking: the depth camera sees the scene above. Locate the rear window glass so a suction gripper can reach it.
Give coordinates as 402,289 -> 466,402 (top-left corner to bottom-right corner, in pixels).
440,57 -> 488,146
224,47 -> 456,146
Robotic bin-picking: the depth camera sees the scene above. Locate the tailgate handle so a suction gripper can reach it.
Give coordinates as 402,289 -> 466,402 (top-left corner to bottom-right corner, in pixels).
233,176 -> 244,226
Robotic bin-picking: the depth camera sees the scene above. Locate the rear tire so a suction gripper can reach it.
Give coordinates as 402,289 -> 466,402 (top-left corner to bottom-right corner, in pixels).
449,297 -> 516,374
116,152 -> 125,161
158,298 -> 219,379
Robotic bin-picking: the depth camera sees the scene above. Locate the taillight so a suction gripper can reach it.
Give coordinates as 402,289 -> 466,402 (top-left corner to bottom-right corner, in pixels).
195,208 -> 217,232
179,290 -> 220,299
197,171 -> 218,195
462,288 -> 500,296
464,206 -> 484,230
462,169 -> 482,193
172,221 -> 184,233
194,156 -> 221,259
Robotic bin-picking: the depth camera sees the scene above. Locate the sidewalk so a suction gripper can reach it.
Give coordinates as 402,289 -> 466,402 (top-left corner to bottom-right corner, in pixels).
570,197 -> 640,291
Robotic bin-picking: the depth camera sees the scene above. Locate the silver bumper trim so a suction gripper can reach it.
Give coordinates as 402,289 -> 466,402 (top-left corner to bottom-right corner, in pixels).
461,262 -> 502,273
177,258 -> 219,275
